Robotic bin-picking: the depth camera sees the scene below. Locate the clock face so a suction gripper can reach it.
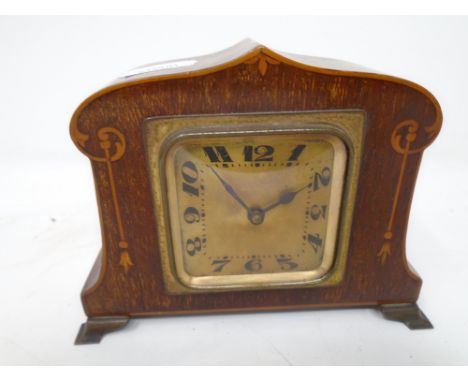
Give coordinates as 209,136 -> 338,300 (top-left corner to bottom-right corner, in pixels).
164,132 -> 347,289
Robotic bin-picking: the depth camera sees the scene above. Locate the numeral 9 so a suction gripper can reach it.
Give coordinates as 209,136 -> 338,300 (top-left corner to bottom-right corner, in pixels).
183,207 -> 201,224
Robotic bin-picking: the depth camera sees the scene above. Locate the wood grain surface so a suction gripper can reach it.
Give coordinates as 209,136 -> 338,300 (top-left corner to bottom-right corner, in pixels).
70,40 -> 442,318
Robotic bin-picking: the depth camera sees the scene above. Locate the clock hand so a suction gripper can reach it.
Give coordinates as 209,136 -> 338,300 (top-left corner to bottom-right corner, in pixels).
263,182 -> 312,213
209,167 -> 266,225
209,167 -> 250,211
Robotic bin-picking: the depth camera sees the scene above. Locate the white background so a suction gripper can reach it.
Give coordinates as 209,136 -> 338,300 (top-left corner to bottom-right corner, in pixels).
0,16 -> 467,365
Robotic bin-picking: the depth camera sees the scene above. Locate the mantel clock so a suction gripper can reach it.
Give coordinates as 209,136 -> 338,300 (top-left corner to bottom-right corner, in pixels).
70,40 -> 442,344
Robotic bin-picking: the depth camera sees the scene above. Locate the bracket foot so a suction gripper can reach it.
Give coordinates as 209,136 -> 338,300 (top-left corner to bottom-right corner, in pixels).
75,316 -> 130,345
380,303 -> 433,330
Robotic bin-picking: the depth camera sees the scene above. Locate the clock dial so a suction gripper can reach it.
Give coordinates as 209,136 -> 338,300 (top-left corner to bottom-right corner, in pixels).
165,132 -> 347,289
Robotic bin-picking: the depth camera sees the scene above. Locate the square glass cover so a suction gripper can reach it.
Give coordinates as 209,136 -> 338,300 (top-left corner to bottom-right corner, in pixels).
164,132 -> 346,289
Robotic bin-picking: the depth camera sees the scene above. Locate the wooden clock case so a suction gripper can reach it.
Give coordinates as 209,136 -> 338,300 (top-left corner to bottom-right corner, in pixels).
70,40 -> 442,344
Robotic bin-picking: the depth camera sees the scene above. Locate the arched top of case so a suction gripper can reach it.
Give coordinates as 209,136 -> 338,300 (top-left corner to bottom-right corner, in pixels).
70,39 -> 442,144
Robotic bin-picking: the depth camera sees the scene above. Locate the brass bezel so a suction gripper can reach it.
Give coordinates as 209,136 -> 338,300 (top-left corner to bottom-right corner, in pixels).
143,111 -> 366,294
166,134 -> 346,288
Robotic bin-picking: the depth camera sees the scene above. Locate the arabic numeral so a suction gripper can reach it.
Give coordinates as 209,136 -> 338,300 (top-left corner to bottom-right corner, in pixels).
244,145 -> 274,162
203,146 -> 232,163
288,144 -> 306,161
183,207 -> 201,224
181,160 -> 199,196
306,233 -> 323,253
313,167 -> 331,191
309,204 -> 327,220
186,237 -> 202,256
244,257 -> 262,272
276,255 -> 298,270
211,257 -> 231,272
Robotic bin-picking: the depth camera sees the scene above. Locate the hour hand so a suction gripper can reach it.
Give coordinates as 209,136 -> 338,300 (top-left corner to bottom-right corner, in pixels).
209,167 -> 249,211
263,183 -> 312,213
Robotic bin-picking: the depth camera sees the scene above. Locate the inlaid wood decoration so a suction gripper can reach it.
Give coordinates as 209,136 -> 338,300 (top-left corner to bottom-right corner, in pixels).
70,40 -> 442,344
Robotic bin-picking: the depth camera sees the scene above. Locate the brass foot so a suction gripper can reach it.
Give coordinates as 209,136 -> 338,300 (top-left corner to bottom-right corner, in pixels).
75,316 -> 130,345
380,303 -> 433,330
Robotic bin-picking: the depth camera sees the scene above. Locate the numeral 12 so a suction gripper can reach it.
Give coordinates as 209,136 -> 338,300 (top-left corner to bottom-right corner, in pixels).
244,145 -> 274,161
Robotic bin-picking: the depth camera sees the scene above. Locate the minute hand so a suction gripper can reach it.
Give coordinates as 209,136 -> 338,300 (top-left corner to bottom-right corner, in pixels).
263,183 -> 312,213
209,167 -> 249,211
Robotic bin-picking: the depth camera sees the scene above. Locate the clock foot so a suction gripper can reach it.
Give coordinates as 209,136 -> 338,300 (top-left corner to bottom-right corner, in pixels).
75,316 -> 130,345
379,303 -> 433,330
